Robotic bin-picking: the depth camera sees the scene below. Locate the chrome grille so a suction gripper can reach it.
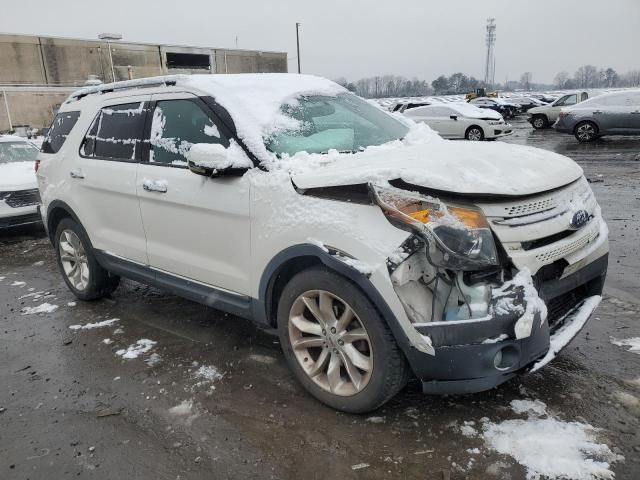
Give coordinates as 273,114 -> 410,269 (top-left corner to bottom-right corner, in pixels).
5,189 -> 41,208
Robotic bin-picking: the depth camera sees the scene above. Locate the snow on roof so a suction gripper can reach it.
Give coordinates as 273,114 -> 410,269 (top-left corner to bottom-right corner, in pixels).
71,74 -> 346,160
446,103 -> 501,119
183,74 -> 346,157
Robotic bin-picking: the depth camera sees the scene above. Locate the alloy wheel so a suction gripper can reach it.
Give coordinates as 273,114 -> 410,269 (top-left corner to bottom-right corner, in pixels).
467,128 -> 482,141
576,123 -> 596,141
288,290 -> 373,396
59,230 -> 90,291
533,117 -> 545,128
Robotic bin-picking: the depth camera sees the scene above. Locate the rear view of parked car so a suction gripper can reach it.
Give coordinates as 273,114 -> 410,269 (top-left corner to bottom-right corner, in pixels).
527,92 -> 589,129
0,135 -> 41,229
554,90 -> 640,142
468,97 -> 517,119
403,103 -> 512,140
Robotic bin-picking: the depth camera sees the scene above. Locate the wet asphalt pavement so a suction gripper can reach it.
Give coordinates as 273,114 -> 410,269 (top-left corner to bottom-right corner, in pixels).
1,118 -> 640,479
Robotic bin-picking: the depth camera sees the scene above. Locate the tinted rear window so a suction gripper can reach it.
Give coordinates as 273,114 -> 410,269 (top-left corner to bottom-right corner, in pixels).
82,103 -> 147,161
41,111 -> 80,154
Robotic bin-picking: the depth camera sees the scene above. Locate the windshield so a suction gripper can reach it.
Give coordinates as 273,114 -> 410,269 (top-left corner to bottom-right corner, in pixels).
267,93 -> 409,156
0,141 -> 39,164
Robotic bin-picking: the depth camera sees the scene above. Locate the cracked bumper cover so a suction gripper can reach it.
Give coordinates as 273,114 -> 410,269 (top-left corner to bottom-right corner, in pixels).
403,253 -> 608,395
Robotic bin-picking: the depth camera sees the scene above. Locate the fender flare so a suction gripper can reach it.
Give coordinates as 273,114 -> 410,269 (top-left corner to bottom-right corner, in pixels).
45,200 -> 85,244
255,244 -> 413,355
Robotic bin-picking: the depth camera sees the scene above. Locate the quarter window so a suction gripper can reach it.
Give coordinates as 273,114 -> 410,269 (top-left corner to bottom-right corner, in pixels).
41,111 -> 80,154
82,103 -> 147,161
149,99 -> 229,167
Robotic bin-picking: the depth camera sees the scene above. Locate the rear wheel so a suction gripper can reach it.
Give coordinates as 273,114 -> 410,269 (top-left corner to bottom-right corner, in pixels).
55,218 -> 120,300
574,121 -> 598,142
531,115 -> 548,129
465,126 -> 485,141
277,267 -> 410,413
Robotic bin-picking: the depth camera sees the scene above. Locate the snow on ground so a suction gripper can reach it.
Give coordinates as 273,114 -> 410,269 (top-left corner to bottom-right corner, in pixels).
473,399 -> 621,480
11,281 -> 26,287
115,339 -> 156,359
191,365 -> 224,392
167,400 -> 199,426
69,318 -> 119,330
145,352 -> 162,367
610,336 -> 640,354
21,303 -> 58,315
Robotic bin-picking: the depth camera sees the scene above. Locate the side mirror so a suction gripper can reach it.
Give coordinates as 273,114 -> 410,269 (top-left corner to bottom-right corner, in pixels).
450,115 -> 458,121
186,143 -> 251,177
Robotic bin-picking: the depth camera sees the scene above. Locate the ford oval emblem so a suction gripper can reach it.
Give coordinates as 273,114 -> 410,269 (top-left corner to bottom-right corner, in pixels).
570,210 -> 590,230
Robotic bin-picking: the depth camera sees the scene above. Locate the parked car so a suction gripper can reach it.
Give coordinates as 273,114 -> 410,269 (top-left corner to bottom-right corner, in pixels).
0,135 -> 42,229
554,90 -> 640,142
527,92 -> 589,129
503,96 -> 547,112
403,103 -> 512,140
38,74 -> 609,413
529,94 -> 556,104
390,101 -> 433,113
468,97 -> 517,118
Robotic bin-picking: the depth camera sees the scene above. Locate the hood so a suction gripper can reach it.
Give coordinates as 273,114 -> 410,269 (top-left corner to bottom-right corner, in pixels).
0,162 -> 38,191
290,131 -> 583,197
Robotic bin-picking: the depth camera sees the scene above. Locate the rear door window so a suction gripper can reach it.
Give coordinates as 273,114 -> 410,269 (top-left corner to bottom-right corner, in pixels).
81,103 -> 147,161
41,111 -> 80,154
148,99 -> 230,167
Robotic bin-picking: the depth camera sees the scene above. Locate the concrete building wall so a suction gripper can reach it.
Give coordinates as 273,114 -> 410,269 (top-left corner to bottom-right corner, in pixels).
0,87 -> 74,131
0,33 -> 288,131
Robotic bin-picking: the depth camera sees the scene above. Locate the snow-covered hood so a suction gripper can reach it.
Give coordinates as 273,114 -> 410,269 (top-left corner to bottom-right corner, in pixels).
290,126 -> 583,196
0,162 -> 38,191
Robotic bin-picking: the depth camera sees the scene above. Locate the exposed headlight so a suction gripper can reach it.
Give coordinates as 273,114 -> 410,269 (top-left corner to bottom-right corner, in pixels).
371,184 -> 498,270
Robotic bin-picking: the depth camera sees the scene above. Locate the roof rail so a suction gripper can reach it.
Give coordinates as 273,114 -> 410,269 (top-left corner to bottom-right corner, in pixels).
69,75 -> 184,101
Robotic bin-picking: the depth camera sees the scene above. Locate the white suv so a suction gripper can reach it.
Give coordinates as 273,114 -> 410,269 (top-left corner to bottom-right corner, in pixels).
37,74 -> 609,413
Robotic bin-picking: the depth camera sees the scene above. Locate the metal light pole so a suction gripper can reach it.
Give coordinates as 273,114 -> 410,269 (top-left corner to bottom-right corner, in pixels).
295,22 -> 301,74
98,33 -> 122,82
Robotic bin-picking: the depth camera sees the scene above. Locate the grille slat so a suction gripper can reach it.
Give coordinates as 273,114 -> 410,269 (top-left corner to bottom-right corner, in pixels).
4,189 -> 41,208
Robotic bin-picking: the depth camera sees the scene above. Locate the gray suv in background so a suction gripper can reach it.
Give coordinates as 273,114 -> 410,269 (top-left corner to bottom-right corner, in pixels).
555,90 -> 640,142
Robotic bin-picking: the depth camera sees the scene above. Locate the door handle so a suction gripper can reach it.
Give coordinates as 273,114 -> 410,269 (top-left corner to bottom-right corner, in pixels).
593,110 -> 603,114
142,179 -> 168,193
631,111 -> 640,115
69,169 -> 85,179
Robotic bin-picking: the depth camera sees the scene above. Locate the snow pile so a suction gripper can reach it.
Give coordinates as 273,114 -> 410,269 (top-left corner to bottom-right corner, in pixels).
0,161 -> 37,190
115,339 -> 156,359
192,365 -> 224,392
167,400 -> 199,426
481,399 -> 621,480
185,140 -> 252,170
145,352 -> 162,367
69,318 -> 119,330
184,73 -> 345,160
610,336 -> 640,355
21,303 -> 58,315
531,296 -> 601,372
287,122 -> 582,196
491,268 -> 547,340
11,281 -> 26,287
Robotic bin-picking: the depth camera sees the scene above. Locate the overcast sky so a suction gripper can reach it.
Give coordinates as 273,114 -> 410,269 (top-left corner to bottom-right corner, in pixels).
2,0 -> 639,83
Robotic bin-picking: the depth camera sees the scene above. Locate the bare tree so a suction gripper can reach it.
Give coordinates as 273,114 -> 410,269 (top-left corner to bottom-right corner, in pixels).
520,72 -> 533,90
554,71 -> 569,88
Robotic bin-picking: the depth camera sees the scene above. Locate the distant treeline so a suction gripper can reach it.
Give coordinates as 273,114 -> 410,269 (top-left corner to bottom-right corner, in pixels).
335,66 -> 640,98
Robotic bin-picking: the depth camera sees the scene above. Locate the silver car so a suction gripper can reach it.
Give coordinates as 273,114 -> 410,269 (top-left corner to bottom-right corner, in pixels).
555,90 -> 640,142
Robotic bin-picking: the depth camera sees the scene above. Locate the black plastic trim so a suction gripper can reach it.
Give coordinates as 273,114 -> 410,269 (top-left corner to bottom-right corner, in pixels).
94,250 -> 253,320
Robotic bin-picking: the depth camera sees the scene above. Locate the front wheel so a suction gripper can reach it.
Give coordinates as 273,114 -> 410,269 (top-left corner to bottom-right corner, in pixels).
277,267 -> 410,413
465,126 -> 485,141
574,121 -> 598,142
55,218 -> 120,300
531,115 -> 548,129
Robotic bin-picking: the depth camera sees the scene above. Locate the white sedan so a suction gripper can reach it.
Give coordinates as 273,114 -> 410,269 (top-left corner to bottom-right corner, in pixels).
0,135 -> 41,229
403,103 -> 513,141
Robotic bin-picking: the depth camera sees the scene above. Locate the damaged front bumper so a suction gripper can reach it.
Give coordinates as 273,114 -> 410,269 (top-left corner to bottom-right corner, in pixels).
402,253 -> 608,395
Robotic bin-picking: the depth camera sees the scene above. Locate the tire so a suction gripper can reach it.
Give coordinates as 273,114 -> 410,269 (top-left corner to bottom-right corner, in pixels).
574,121 -> 598,142
54,217 -> 120,300
465,126 -> 485,141
277,267 -> 410,413
531,115 -> 548,129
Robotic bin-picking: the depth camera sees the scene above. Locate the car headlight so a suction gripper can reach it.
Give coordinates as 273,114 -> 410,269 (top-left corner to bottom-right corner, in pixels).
488,121 -> 503,125
371,184 -> 498,270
